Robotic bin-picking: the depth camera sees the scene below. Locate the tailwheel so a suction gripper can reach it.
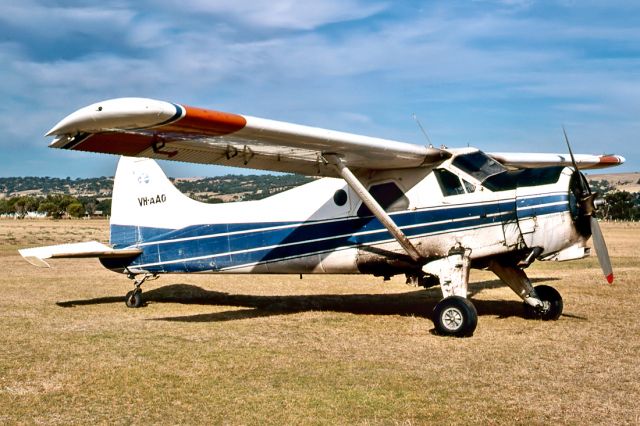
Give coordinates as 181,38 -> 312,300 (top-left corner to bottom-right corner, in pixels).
124,273 -> 156,308
125,289 -> 143,308
524,285 -> 563,320
432,296 -> 478,337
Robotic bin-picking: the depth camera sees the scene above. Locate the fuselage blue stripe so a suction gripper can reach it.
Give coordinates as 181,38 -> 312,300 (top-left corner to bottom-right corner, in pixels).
113,193 -> 567,248
117,193 -> 569,273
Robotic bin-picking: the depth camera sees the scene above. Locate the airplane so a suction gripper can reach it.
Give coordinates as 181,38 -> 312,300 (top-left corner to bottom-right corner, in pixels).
19,97 -> 625,337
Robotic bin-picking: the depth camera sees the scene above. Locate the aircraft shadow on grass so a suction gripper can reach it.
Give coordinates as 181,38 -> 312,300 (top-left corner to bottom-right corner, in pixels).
55,276 -> 583,323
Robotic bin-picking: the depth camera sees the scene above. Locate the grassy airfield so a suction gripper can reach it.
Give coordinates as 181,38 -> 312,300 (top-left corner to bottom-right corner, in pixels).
1,219 -> 639,424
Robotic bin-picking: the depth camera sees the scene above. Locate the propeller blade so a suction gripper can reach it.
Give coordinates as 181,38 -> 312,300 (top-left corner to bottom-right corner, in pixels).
562,126 -> 580,172
590,216 -> 614,284
563,127 -> 590,194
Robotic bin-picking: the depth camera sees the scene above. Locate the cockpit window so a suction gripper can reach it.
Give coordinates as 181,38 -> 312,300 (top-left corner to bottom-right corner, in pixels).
452,151 -> 506,182
462,179 -> 476,193
434,169 -> 466,197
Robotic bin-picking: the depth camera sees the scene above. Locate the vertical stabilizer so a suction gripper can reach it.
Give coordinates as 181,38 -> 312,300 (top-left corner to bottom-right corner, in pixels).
110,157 -> 201,248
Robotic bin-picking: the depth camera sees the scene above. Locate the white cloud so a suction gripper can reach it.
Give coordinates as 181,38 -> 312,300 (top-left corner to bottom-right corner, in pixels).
1,0 -> 639,175
0,1 -> 134,38
152,0 -> 387,30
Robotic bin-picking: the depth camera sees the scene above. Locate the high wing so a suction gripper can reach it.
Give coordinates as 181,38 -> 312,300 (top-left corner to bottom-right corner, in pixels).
46,98 -> 448,177
46,97 -> 625,176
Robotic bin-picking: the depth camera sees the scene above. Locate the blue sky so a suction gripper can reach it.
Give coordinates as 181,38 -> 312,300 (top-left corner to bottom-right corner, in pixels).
1,0 -> 638,177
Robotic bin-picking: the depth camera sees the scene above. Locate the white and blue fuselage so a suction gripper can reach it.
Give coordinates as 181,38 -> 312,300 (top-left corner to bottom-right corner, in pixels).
107,151 -> 584,278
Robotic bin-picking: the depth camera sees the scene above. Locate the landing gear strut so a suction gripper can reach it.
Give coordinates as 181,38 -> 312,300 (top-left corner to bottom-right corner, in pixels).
488,259 -> 563,320
125,273 -> 157,308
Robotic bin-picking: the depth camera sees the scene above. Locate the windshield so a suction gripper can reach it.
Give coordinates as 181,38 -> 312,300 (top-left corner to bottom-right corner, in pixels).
451,151 -> 507,182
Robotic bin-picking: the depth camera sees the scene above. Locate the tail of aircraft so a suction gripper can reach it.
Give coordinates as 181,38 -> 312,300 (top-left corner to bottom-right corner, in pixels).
18,156 -> 214,267
110,156 -> 204,248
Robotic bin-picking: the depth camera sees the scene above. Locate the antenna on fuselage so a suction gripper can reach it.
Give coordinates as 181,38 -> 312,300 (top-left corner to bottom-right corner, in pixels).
412,113 -> 433,147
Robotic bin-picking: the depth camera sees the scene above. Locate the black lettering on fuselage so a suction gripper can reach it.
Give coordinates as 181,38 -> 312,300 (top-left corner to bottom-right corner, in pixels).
137,194 -> 167,207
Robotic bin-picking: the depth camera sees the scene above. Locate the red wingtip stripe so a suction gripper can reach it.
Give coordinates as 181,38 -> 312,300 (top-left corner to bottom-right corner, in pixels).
161,105 -> 247,136
606,273 -> 614,284
599,155 -> 622,165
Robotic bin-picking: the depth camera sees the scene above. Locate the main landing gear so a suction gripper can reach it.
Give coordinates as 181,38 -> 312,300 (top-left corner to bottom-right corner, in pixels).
432,296 -> 478,337
424,245 -> 478,337
424,248 -> 564,337
125,273 -> 157,308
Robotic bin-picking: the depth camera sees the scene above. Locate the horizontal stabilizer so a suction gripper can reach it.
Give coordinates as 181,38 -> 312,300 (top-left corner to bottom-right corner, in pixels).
19,241 -> 142,268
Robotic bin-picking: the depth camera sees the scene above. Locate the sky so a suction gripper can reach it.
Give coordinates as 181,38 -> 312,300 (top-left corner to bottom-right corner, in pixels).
1,0 -> 639,177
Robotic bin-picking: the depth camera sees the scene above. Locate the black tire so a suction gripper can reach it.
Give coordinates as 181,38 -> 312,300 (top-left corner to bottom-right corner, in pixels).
524,285 -> 563,320
432,296 -> 478,337
125,290 -> 143,308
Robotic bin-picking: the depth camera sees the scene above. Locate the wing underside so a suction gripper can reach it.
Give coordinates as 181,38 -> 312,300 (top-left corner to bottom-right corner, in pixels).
46,97 -> 625,176
47,98 -> 448,177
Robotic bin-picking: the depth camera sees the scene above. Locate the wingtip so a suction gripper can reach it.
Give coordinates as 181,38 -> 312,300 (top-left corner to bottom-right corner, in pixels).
599,155 -> 626,166
18,250 -> 52,268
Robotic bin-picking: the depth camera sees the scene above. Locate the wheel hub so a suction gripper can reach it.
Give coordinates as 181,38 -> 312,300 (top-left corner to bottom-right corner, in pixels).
537,300 -> 551,314
441,307 -> 463,331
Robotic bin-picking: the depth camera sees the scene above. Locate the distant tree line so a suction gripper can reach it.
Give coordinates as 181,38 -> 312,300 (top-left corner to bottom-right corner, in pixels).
2,175 -> 638,221
0,194 -> 111,219
0,195 -> 112,219
0,174 -> 313,198
0,173 -> 315,219
587,179 -> 640,220
597,191 -> 640,221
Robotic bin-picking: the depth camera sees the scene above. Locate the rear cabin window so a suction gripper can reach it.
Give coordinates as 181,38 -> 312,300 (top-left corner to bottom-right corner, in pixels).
434,169 -> 466,197
357,182 -> 409,217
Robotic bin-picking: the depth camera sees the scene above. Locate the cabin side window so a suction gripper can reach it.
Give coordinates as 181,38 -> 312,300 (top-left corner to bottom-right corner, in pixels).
434,169 -> 466,197
357,182 -> 408,217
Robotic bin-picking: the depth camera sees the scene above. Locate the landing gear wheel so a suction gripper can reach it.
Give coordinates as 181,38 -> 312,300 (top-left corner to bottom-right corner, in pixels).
125,289 -> 143,308
432,296 -> 478,337
524,285 -> 563,320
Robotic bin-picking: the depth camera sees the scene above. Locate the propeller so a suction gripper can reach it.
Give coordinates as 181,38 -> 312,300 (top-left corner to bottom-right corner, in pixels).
563,127 -> 614,283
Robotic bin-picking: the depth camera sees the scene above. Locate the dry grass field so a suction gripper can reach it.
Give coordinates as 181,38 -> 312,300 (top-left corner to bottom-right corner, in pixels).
1,219 -> 639,424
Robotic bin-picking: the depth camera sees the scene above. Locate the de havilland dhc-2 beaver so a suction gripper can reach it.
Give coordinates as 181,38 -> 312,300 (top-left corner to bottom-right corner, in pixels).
20,98 -> 625,336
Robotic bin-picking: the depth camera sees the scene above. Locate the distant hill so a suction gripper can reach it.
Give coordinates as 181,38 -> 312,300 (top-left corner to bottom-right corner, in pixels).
1,171 -> 637,220
0,174 -> 315,202
2,171 -> 637,201
585,172 -> 640,193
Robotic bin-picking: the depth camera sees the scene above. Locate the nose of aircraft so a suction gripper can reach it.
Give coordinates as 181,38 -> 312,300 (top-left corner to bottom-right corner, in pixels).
45,97 -> 183,136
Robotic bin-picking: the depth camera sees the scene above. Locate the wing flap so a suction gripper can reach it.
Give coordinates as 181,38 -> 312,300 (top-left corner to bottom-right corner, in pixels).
19,241 -> 142,268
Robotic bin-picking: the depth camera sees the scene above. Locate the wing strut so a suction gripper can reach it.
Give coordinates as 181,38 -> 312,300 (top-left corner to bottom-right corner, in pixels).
326,155 -> 423,263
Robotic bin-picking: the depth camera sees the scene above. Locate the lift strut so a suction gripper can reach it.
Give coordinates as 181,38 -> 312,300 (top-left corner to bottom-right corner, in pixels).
326,155 -> 423,263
